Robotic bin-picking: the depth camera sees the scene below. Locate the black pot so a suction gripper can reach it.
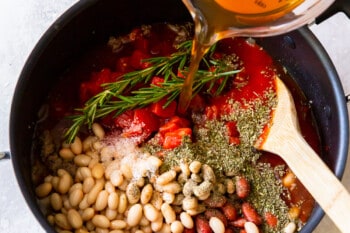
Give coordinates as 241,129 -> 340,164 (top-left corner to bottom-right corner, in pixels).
9,0 -> 350,232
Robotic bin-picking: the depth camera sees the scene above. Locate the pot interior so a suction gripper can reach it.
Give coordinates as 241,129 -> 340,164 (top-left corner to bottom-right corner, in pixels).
10,0 -> 349,232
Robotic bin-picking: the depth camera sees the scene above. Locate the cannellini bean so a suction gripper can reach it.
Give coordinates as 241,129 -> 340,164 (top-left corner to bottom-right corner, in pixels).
157,223 -> 171,233
81,208 -> 95,221
284,222 -> 297,233
193,180 -> 212,198
121,164 -> 133,180
35,182 -> 52,198
75,229 -> 89,233
47,215 -> 55,225
95,190 -> 109,211
108,192 -> 119,210
143,203 -> 160,221
190,173 -> 202,183
55,213 -> 72,230
82,135 -> 98,152
105,208 -> 118,220
83,176 -> 95,194
109,230 -> 124,233
110,220 -> 127,230
92,163 -> 105,179
225,179 -> 235,194
171,220 -> 184,233
141,225 -> 152,233
151,214 -> 163,232
161,203 -> 176,224
50,193 -> 62,211
157,170 -> 177,185
209,217 -> 225,233
244,221 -> 259,233
182,196 -> 198,211
110,170 -> 124,187
161,182 -> 182,194
180,162 -> 190,177
201,164 -> 216,183
127,204 -> 143,227
189,161 -> 201,174
96,228 -> 109,233
172,194 -> 185,206
151,191 -> 163,210
162,192 -> 175,204
69,183 -> 83,194
58,173 -> 73,194
79,167 -> 92,179
71,136 -> 83,155
180,212 -> 193,229
59,148 -> 75,160
126,182 -> 141,204
86,220 -> 95,231
67,209 -> 83,229
92,215 -> 110,229
79,194 -> 90,210
74,154 -> 92,167
139,216 -> 150,226
183,179 -> 196,197
117,192 -> 128,214
92,123 -> 105,139
87,179 -> 105,205
139,185 -> 152,205
69,188 -> 84,207
51,176 -> 60,191
105,181 -> 116,193
147,155 -> 163,168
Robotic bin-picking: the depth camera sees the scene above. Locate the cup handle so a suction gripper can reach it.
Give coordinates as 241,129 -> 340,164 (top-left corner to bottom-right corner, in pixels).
0,151 -> 11,160
316,0 -> 350,23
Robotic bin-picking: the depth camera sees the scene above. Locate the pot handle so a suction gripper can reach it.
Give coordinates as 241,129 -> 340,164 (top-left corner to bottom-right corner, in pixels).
316,0 -> 350,23
0,151 -> 11,160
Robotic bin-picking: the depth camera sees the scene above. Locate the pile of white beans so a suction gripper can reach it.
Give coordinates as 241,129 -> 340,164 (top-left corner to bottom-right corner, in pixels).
35,123 -> 298,233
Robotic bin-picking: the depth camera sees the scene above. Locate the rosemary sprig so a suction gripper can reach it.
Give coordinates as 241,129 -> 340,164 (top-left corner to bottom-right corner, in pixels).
64,41 -> 240,142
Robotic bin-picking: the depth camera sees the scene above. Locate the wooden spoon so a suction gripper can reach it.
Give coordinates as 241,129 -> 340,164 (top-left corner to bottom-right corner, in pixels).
254,77 -> 350,232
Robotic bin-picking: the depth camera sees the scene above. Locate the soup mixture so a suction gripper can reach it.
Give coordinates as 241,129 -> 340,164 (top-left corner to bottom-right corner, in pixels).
32,23 -> 319,233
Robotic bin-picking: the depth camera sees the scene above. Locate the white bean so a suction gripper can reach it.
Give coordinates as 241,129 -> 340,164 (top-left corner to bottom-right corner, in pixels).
35,182 -> 52,198
244,221 -> 259,233
180,212 -> 194,229
81,208 -> 95,221
143,203 -> 160,221
95,190 -> 109,211
67,209 -> 83,229
92,215 -> 110,229
209,217 -> 225,233
127,204 -> 143,227
59,148 -> 75,160
117,192 -> 128,214
170,220 -> 184,233
74,154 -> 92,167
161,203 -> 176,224
284,222 -> 297,233
71,136 -> 83,155
157,170 -> 177,185
141,184 -> 153,204
92,123 -> 105,139
69,188 -> 84,207
110,220 -> 127,230
110,170 -> 124,187
50,193 -> 63,211
108,192 -> 119,210
189,161 -> 201,174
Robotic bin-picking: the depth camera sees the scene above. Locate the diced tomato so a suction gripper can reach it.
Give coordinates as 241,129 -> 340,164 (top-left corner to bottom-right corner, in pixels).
159,116 -> 190,135
130,50 -> 151,70
226,121 -> 240,145
264,212 -> 278,228
79,68 -> 121,103
151,97 -> 177,118
117,108 -> 160,140
162,128 -> 192,149
151,76 -> 164,86
116,57 -> 131,73
205,105 -> 219,120
114,110 -> 134,128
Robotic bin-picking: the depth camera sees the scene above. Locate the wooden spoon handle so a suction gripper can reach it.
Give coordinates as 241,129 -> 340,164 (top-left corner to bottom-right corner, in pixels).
264,131 -> 350,233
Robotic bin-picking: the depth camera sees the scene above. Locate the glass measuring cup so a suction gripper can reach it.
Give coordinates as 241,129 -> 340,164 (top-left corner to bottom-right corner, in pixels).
178,0 -> 335,112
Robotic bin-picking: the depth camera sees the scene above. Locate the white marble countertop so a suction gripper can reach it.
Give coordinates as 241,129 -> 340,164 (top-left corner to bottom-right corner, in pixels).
0,1 -> 350,232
